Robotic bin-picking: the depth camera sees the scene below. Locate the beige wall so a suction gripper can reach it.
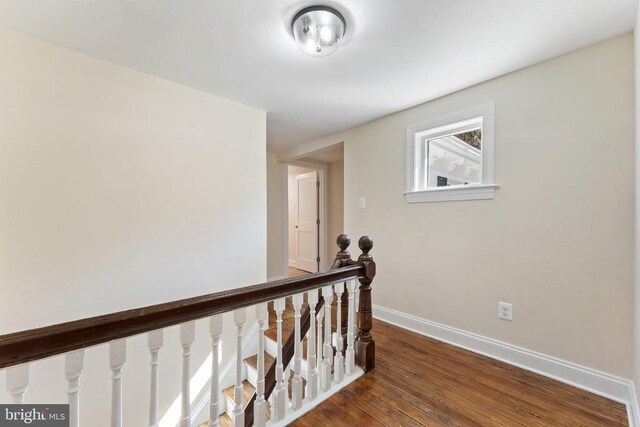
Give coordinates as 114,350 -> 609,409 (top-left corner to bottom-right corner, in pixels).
0,27 -> 266,423
309,35 -> 634,377
328,160 -> 344,260
267,152 -> 286,278
634,4 -> 640,399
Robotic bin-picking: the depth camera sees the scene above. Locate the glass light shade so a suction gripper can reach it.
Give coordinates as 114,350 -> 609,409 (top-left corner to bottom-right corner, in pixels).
292,6 -> 346,57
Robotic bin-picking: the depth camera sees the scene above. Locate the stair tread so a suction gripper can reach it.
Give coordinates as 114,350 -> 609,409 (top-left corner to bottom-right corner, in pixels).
222,380 -> 272,420
220,413 -> 232,427
223,379 -> 255,407
265,318 -> 295,342
245,352 -> 276,371
198,412 -> 232,427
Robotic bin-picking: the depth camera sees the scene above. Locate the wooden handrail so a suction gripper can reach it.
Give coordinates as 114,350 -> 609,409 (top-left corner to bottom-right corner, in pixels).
0,264 -> 363,370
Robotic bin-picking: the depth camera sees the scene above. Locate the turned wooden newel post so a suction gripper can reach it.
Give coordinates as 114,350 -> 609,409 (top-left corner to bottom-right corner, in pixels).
334,234 -> 352,266
355,235 -> 376,372
335,235 -> 351,345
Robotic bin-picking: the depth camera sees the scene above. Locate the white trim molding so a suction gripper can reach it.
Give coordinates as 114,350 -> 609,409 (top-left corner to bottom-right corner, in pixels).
404,184 -> 499,203
373,304 -> 636,425
629,382 -> 640,427
405,103 -> 496,203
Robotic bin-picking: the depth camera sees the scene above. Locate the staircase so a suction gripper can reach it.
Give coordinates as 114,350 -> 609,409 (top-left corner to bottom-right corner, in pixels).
0,234 -> 376,427
203,292 -> 341,427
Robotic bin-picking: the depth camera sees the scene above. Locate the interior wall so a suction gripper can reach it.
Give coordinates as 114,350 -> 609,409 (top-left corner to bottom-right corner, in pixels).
317,34 -> 633,377
328,160 -> 345,261
634,2 -> 640,403
0,27 -> 266,424
267,152 -> 286,279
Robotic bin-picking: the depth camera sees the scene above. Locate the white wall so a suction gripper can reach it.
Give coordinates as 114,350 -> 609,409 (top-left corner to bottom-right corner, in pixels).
267,152 -> 286,279
0,27 -> 266,424
328,160 -> 344,261
634,1 -> 640,406
303,35 -> 635,378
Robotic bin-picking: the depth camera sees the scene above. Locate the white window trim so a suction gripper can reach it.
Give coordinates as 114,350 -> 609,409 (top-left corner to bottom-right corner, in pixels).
405,103 -> 498,203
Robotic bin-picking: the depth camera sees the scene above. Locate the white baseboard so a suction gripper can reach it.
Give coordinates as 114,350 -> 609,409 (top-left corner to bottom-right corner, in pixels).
629,382 -> 640,427
373,304 -> 636,426
268,275 -> 287,281
288,259 -> 296,268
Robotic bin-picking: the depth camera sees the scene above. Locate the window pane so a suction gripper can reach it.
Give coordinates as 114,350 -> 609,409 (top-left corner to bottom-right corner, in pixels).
427,129 -> 482,188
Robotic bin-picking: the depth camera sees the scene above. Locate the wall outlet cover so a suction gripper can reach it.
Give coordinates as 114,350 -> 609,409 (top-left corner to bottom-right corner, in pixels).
498,301 -> 513,321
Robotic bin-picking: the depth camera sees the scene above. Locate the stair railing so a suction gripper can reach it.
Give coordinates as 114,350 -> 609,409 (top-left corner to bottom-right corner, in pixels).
0,234 -> 375,427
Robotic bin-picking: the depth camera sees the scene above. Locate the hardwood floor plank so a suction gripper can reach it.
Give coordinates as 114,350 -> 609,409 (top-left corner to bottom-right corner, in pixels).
294,319 -> 628,426
372,356 -> 521,426
376,327 -> 627,425
346,381 -> 429,427
376,348 -> 564,426
376,338 -> 614,426
358,372 -> 475,426
323,390 -> 389,426
379,324 -> 628,420
353,376 -> 446,426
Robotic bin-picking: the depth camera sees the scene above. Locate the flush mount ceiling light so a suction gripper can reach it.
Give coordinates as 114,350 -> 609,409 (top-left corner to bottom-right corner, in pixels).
291,6 -> 346,57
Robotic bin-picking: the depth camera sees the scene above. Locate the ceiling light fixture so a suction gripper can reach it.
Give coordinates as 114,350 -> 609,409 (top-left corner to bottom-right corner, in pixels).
291,6 -> 346,57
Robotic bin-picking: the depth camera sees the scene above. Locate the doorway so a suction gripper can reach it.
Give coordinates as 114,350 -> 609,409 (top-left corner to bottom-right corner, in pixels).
287,163 -> 326,275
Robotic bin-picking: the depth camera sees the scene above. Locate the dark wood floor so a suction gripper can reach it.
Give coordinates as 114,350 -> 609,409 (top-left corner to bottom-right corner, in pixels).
290,319 -> 629,427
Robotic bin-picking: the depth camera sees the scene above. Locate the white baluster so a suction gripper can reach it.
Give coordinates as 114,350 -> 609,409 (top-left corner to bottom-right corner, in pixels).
334,283 -> 345,383
6,364 -> 29,403
346,279 -> 357,375
209,314 -> 223,427
254,303 -> 268,427
180,321 -> 195,427
272,298 -> 286,421
316,306 -> 324,383
233,308 -> 246,427
306,290 -> 318,401
321,286 -> 334,391
110,339 -> 126,427
66,351 -> 84,427
291,293 -> 304,410
148,330 -> 163,427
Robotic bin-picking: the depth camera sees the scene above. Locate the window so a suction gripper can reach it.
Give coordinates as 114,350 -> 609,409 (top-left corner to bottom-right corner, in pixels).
405,103 -> 497,203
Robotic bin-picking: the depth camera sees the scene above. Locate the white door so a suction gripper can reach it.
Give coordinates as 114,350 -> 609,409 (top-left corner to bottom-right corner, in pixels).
295,171 -> 318,273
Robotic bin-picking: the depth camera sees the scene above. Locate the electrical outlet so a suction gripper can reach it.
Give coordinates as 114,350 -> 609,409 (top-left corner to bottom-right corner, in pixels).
358,197 -> 366,209
498,302 -> 513,321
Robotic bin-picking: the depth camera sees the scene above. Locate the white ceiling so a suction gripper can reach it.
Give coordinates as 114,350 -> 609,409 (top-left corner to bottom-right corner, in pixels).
299,142 -> 344,164
0,0 -> 636,152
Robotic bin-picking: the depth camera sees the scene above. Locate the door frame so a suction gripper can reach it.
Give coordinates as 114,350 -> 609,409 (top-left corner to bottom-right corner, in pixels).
282,161 -> 328,276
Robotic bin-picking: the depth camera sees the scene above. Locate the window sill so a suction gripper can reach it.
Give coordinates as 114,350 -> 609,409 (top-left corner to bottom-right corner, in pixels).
404,184 -> 499,203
